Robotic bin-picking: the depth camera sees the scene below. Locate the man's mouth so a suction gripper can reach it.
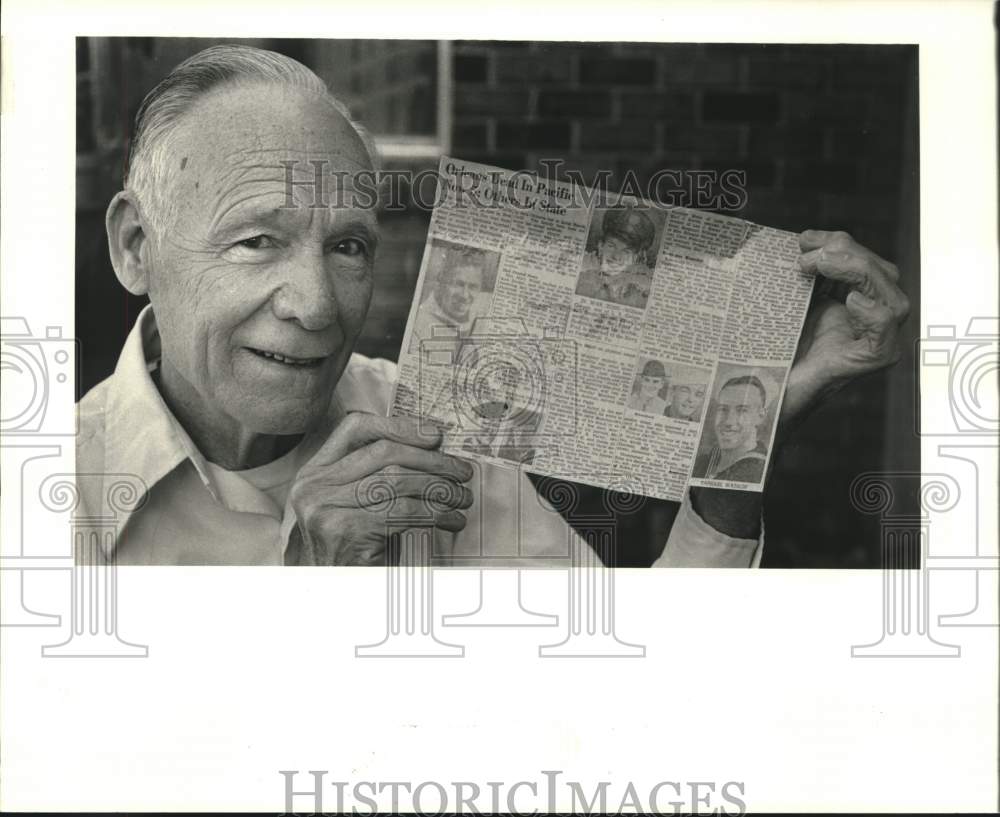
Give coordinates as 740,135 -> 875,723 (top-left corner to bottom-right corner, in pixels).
246,347 -> 326,368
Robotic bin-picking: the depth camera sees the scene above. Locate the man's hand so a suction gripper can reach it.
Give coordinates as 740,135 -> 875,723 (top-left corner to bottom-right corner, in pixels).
782,229 -> 911,426
285,413 -> 475,565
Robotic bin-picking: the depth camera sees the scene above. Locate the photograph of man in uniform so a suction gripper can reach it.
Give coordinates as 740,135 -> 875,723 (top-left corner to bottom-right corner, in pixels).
626,358 -> 669,413
409,241 -> 496,352
693,372 -> 779,484
575,205 -> 662,308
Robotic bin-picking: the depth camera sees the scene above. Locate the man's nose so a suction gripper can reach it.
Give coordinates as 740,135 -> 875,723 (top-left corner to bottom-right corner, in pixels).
270,252 -> 338,331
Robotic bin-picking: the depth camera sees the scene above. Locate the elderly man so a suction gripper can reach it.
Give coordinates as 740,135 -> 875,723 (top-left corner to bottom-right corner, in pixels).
77,45 -> 911,567
694,375 -> 770,483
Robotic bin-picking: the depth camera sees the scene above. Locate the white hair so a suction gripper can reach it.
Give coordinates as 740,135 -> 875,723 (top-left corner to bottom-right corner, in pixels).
125,44 -> 379,235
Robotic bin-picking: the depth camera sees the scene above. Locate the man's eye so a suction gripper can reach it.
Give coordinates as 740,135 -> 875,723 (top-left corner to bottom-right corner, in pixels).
236,235 -> 275,250
334,238 -> 368,258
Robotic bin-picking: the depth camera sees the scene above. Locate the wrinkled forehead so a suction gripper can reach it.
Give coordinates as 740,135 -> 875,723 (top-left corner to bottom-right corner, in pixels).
167,83 -> 374,223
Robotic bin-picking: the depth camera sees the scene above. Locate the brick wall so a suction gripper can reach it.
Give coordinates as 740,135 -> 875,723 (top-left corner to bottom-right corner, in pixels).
451,42 -> 912,254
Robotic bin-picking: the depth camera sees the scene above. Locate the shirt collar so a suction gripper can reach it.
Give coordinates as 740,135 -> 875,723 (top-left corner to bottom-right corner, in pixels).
102,305 -> 195,536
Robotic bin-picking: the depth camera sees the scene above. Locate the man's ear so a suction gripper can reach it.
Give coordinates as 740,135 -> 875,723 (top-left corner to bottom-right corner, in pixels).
106,191 -> 152,295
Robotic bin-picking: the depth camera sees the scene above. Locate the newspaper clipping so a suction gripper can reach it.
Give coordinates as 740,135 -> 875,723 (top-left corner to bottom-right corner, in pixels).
390,158 -> 816,501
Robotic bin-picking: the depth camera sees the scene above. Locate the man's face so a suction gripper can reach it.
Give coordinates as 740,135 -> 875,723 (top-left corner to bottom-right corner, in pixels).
639,374 -> 664,398
598,235 -> 637,275
672,383 -> 706,419
438,264 -> 483,322
714,383 -> 766,450
143,83 -> 377,436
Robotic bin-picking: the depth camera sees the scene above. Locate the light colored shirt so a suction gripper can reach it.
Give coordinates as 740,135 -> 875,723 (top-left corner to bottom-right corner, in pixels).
75,306 -> 762,567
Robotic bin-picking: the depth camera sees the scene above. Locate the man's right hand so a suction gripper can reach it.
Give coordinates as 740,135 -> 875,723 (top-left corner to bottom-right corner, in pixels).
285,413 -> 475,565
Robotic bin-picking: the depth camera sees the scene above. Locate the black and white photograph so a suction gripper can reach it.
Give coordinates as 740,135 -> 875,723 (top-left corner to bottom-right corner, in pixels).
408,238 -> 499,354
625,357 -> 670,413
690,362 -> 785,485
70,36 -> 921,568
575,204 -> 666,309
663,362 -> 710,423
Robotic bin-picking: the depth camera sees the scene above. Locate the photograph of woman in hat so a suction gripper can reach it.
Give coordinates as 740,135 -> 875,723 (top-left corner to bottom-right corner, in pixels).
626,358 -> 670,413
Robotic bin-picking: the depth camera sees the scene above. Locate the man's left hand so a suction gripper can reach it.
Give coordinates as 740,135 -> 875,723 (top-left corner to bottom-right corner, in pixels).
782,229 -> 911,426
